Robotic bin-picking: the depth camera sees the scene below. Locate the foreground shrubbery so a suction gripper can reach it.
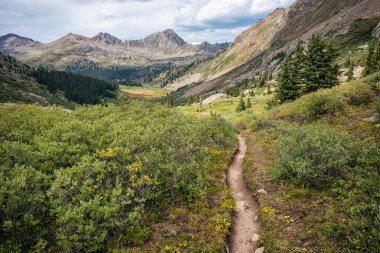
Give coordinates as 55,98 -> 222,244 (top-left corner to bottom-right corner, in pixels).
0,102 -> 235,252
273,125 -> 365,188
272,124 -> 380,250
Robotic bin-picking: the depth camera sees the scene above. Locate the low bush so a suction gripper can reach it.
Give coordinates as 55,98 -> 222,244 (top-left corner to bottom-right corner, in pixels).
0,102 -> 235,251
339,82 -> 375,105
302,91 -> 346,120
272,125 -> 360,188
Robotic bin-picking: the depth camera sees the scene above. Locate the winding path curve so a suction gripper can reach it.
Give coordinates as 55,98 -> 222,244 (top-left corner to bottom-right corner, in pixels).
227,135 -> 261,253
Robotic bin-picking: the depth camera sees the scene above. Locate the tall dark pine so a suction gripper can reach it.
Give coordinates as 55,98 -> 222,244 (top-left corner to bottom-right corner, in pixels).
276,40 -> 304,103
303,34 -> 338,93
363,40 -> 379,76
276,58 -> 299,103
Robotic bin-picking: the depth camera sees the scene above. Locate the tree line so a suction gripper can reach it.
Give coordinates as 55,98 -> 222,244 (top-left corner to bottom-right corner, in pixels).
33,68 -> 119,104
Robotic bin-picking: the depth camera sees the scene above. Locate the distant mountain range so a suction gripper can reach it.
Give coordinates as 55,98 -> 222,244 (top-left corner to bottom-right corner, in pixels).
0,29 -> 229,71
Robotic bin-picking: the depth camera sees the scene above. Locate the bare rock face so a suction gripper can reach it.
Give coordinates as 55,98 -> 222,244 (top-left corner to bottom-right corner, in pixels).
373,21 -> 380,38
91,32 -> 124,46
0,34 -> 41,54
125,29 -> 187,50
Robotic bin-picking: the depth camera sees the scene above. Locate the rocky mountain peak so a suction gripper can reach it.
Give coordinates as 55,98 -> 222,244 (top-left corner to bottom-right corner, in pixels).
143,29 -> 188,48
91,32 -> 123,45
0,33 -> 39,54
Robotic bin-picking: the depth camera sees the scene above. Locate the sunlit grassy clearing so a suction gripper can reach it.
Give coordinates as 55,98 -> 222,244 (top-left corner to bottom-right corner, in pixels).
120,85 -> 169,100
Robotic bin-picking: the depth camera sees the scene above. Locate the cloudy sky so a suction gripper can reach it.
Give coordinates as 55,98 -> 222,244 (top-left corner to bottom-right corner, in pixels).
0,0 -> 295,44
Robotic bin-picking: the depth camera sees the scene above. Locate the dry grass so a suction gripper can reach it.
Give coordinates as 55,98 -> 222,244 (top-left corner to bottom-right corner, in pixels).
120,86 -> 169,100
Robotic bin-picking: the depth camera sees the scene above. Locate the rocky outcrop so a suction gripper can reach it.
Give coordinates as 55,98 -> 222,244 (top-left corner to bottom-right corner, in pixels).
373,21 -> 380,38
91,32 -> 124,46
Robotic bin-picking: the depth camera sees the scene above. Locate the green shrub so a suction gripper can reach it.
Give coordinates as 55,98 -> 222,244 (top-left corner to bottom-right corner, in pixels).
48,158 -> 151,252
339,82 -> 375,105
0,102 -> 235,251
303,92 -> 346,120
0,165 -> 51,251
272,125 -> 360,188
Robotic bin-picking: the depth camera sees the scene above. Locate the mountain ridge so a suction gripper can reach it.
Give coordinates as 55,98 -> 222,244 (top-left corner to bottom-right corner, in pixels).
178,0 -> 380,99
0,29 -> 230,69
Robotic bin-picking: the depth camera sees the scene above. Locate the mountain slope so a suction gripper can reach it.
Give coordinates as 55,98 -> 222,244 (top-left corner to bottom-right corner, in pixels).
179,0 -> 380,99
0,52 -> 73,107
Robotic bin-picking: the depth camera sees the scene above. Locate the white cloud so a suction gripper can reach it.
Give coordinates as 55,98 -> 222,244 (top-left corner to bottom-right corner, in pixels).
0,0 -> 295,43
250,0 -> 294,15
196,0 -> 251,23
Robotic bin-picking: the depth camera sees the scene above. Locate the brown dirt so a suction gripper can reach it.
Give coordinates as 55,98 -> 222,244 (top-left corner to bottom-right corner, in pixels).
227,135 -> 261,253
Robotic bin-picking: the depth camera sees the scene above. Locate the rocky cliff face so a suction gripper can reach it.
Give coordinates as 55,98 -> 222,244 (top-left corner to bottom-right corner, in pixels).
373,21 -> 380,38
91,32 -> 124,46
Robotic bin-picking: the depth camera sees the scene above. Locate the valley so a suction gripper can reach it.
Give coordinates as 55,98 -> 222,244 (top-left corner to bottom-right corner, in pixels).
0,0 -> 380,252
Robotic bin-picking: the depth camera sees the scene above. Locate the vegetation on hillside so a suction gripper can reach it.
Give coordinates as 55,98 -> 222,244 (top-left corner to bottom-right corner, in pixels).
243,71 -> 380,252
0,101 -> 236,252
33,67 -> 119,104
66,59 -> 174,84
0,53 -> 74,108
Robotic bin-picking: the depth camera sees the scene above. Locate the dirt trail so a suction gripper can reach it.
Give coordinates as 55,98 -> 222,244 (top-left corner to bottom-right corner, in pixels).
227,135 -> 261,253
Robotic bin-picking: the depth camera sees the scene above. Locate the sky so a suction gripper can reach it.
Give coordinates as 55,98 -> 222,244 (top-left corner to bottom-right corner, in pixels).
0,0 -> 295,44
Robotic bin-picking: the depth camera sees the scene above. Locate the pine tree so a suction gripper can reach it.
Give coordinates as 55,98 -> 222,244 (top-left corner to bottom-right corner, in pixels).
275,40 -> 305,103
276,58 -> 300,103
292,40 -> 305,86
303,34 -> 338,93
236,95 -> 246,112
246,98 -> 252,108
363,40 -> 379,76
347,63 -> 354,81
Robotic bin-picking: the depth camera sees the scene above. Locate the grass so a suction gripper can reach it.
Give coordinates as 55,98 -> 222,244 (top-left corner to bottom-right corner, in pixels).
180,87 -> 274,127
120,85 -> 169,100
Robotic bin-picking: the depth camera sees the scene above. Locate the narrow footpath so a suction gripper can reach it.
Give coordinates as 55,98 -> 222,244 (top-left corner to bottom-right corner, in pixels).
227,135 -> 261,253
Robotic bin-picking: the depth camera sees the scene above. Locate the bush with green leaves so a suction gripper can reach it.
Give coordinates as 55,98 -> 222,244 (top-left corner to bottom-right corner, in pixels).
272,125 -> 360,188
0,102 -> 235,252
302,92 -> 345,120
0,165 -> 51,252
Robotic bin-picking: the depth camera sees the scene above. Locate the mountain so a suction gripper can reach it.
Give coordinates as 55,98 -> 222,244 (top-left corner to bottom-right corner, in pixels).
178,0 -> 380,99
91,32 -> 124,46
0,33 -> 41,54
0,30 -> 229,82
126,29 -> 187,50
0,30 -> 229,83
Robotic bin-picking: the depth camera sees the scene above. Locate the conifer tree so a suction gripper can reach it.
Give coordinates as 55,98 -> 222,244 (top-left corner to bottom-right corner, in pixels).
276,57 -> 300,103
246,97 -> 252,108
275,40 -> 304,103
347,63 -> 354,81
363,40 -> 379,76
303,34 -> 338,93
236,95 -> 246,112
